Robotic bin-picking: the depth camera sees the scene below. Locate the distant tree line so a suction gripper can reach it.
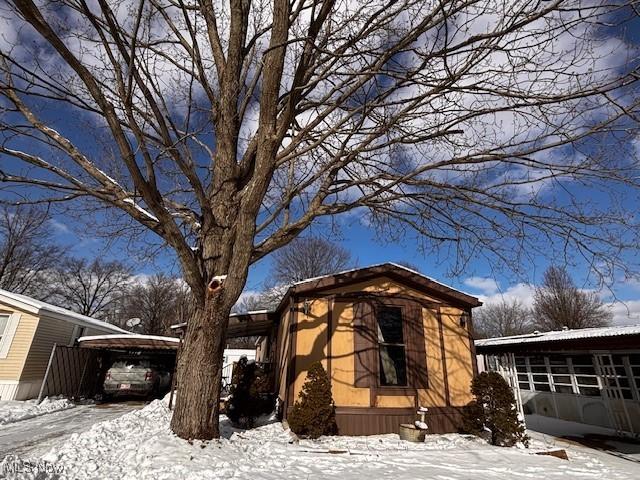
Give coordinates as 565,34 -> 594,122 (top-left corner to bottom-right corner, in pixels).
0,206 -> 358,339
474,266 -> 612,339
0,205 -> 190,335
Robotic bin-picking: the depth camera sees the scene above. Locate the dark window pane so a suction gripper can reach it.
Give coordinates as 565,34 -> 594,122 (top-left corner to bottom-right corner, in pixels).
612,355 -> 625,364
576,376 -> 598,386
517,374 -> 529,382
515,357 -> 526,365
572,355 -> 593,366
615,367 -> 627,376
632,367 -> 640,376
518,382 -> 531,391
553,375 -> 571,384
515,364 -> 528,374
627,354 -> 640,365
532,374 -> 549,383
555,385 -> 574,394
574,366 -> 596,375
534,384 -> 551,392
531,366 -> 547,373
529,356 -> 545,365
379,345 -> 407,386
548,356 -> 566,365
622,389 -> 634,400
608,377 -> 630,388
579,387 -> 601,396
377,307 -> 403,344
551,366 -> 570,374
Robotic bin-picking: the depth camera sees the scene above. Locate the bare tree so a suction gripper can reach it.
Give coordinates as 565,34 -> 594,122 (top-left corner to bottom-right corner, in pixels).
272,237 -> 353,284
1,0 -> 639,439
119,273 -> 191,335
473,299 -> 532,339
533,266 -> 612,331
51,258 -> 132,319
232,292 -> 270,313
0,205 -> 64,297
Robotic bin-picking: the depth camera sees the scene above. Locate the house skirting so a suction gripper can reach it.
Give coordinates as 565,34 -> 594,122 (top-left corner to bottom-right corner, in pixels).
0,379 -> 43,401
334,406 -> 465,436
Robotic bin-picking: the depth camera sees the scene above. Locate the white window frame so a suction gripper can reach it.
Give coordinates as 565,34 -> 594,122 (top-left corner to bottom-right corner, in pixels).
0,312 -> 21,359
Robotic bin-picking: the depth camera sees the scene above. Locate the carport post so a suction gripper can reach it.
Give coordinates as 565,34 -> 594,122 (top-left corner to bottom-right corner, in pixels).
169,330 -> 184,410
37,343 -> 58,404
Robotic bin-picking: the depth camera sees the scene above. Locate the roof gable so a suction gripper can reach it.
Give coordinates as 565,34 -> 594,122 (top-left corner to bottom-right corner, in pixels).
0,289 -> 128,334
278,263 -> 481,309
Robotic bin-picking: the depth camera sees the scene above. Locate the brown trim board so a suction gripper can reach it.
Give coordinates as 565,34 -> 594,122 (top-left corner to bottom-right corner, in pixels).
437,306 -> 451,407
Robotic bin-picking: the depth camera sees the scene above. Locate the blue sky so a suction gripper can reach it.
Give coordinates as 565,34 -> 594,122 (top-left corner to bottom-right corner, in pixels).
3,4 -> 640,326
46,202 -> 640,326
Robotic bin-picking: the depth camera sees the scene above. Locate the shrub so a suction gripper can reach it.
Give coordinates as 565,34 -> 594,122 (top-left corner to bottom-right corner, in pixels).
461,371 -> 529,447
227,357 -> 274,428
288,362 -> 337,439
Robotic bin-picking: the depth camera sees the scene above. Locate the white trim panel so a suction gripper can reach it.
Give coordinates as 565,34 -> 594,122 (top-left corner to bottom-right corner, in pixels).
0,312 -> 21,359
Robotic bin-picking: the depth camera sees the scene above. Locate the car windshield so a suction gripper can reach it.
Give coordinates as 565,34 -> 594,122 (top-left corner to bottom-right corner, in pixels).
110,360 -> 152,369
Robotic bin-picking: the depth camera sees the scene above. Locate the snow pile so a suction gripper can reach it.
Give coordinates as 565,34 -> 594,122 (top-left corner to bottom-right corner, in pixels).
0,397 -> 75,425
2,399 -> 638,479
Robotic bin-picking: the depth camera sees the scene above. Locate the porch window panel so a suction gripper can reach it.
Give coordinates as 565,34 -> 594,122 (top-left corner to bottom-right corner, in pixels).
555,385 -> 573,394
579,387 -> 601,396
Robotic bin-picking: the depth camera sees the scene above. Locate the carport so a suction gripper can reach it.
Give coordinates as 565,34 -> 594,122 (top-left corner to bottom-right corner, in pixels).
37,334 -> 179,402
37,313 -> 277,403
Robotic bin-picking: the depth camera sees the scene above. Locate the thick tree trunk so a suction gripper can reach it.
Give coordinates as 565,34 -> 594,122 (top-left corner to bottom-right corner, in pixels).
170,290 -> 231,439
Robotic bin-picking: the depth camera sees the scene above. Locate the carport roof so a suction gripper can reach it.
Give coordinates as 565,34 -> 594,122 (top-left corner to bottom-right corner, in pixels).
78,334 -> 179,350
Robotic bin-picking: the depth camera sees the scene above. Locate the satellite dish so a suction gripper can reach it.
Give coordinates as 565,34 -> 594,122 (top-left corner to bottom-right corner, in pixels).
126,317 -> 142,328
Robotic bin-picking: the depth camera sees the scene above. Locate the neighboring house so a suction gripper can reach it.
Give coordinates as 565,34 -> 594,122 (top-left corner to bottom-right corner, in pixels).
0,289 -> 128,401
242,263 -> 481,435
476,326 -> 640,437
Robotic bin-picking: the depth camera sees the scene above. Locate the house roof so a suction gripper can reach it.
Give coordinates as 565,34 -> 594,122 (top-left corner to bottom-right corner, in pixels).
276,262 -> 481,310
0,289 -> 128,334
475,324 -> 640,353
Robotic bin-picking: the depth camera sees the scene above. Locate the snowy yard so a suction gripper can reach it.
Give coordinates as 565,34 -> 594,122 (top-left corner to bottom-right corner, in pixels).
0,398 -> 74,426
2,397 -> 639,479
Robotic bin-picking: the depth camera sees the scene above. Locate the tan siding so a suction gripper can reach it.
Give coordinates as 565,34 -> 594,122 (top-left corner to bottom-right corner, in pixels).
293,298 -> 328,398
331,301 -> 371,407
20,316 -> 75,381
325,276 -> 442,303
84,327 -> 111,336
0,306 -> 39,381
289,277 -> 475,413
418,307 -> 447,406
441,307 -> 474,406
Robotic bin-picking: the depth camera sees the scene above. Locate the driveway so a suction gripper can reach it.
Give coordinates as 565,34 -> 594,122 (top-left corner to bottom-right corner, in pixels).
0,401 -> 144,458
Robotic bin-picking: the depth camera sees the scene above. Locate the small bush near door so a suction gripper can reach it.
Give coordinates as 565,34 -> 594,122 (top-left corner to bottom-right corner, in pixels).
288,362 -> 337,439
462,371 -> 529,447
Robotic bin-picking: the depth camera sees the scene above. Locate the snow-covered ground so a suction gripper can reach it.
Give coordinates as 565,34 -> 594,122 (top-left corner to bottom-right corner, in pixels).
0,398 -> 74,426
0,401 -> 144,458
2,397 -> 639,480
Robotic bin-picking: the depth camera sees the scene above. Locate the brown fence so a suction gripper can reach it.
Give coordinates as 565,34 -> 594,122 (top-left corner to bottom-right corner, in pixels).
37,344 -> 103,402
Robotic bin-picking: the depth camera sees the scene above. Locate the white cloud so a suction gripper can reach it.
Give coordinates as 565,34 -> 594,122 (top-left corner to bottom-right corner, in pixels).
49,219 -> 71,234
606,300 -> 640,327
472,279 -> 640,327
476,283 -> 537,309
463,276 -> 500,295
